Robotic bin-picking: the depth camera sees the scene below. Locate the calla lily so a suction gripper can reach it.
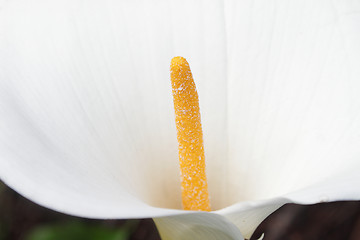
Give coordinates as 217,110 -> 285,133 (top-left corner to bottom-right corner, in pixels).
1,0 -> 360,239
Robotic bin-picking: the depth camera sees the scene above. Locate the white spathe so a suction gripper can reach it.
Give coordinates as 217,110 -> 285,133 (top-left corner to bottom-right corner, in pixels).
1,0 -> 360,239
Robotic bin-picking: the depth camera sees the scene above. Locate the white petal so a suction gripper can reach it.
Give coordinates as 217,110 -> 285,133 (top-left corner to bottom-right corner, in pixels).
220,1 -> 360,237
154,212 -> 244,240
285,169 -> 360,204
219,170 -> 360,239
218,198 -> 288,239
226,0 -> 360,204
0,0 -> 227,217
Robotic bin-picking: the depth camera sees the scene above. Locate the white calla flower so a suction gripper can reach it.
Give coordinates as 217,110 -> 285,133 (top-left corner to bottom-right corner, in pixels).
1,0 -> 360,239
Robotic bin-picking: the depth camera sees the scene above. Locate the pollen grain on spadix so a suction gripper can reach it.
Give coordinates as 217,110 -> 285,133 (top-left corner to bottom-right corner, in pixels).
170,56 -> 211,212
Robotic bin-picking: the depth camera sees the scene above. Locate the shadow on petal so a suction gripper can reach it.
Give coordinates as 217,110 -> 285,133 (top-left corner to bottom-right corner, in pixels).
154,212 -> 244,240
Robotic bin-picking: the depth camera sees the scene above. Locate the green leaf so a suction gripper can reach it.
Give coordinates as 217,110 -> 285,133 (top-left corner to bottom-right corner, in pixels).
26,220 -> 137,240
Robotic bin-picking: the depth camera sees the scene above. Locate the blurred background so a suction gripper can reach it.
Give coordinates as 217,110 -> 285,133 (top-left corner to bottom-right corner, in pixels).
0,180 -> 359,240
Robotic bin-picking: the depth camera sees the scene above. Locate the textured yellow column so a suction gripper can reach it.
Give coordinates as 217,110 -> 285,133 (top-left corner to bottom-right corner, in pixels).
170,57 -> 211,211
